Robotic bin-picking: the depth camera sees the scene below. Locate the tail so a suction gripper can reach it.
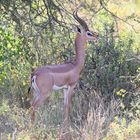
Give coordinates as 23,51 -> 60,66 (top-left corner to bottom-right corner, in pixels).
31,75 -> 40,97
28,87 -> 31,94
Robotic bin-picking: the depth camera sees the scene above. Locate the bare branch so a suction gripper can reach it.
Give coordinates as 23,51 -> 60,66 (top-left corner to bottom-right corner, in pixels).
99,0 -> 138,33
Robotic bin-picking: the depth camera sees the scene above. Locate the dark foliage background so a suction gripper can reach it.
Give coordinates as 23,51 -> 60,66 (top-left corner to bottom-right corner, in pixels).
0,0 -> 140,139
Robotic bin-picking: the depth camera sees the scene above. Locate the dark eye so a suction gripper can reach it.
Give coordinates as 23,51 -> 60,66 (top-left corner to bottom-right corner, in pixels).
87,32 -> 93,36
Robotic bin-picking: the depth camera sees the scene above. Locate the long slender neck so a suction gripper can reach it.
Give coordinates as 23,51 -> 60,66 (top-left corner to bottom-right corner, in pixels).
74,33 -> 86,72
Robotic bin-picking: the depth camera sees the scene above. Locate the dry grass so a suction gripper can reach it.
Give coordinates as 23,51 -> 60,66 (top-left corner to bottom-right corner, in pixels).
0,92 -> 140,140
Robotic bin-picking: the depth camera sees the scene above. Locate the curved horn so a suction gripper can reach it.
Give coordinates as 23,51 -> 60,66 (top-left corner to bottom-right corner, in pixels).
73,4 -> 89,31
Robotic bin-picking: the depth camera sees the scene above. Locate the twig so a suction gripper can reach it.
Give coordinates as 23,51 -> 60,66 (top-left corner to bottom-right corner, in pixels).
99,0 -> 138,33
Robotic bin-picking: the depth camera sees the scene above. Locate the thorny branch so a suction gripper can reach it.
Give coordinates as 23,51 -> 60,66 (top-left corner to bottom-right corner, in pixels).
99,0 -> 138,33
1,0 -> 139,36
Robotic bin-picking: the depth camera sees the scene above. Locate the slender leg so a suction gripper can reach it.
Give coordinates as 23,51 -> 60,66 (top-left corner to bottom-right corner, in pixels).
59,85 -> 76,140
31,92 -> 50,123
31,95 -> 42,123
63,84 -> 76,130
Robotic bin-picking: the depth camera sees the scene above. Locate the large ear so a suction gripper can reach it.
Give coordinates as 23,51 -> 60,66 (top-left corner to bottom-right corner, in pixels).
72,25 -> 81,34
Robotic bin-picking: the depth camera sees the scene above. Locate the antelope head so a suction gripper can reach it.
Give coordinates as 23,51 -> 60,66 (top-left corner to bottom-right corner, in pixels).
73,5 -> 99,40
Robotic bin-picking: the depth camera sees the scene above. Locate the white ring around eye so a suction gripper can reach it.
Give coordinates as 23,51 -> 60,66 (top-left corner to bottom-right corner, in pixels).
86,31 -> 93,37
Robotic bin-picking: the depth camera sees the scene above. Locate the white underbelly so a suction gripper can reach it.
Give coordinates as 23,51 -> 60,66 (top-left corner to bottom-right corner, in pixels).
53,85 -> 68,91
